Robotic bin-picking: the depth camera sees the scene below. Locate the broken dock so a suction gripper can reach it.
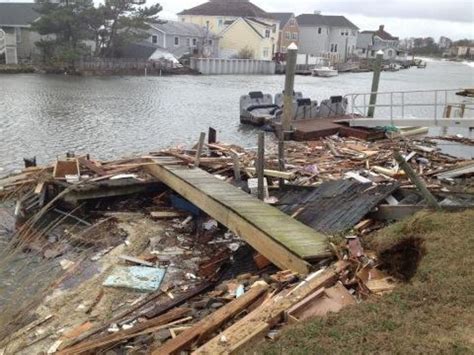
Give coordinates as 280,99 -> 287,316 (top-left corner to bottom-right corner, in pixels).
146,157 -> 331,274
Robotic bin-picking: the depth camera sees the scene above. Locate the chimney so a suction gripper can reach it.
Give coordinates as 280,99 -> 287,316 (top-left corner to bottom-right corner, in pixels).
314,10 -> 321,15
379,25 -> 385,32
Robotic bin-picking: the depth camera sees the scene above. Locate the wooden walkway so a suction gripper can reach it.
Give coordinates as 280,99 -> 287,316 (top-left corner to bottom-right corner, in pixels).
146,158 -> 330,274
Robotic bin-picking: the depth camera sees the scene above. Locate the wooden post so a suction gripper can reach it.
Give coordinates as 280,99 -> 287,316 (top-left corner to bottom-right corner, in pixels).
194,132 -> 206,168
460,103 -> 466,118
231,151 -> 241,182
282,43 -> 298,137
393,151 -> 441,210
367,50 -> 384,118
257,132 -> 265,201
208,127 -> 218,157
278,133 -> 285,188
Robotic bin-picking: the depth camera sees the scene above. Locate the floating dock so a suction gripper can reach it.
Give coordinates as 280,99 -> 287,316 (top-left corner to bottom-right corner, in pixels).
146,157 -> 331,274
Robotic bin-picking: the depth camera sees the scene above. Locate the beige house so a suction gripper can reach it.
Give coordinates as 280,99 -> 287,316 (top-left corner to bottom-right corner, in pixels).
178,0 -> 279,60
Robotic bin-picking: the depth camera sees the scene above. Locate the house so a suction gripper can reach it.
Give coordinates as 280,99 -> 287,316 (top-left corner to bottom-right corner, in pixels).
147,20 -> 219,59
268,12 -> 299,56
449,46 -> 474,58
296,12 -> 359,63
0,2 -> 42,64
356,25 -> 405,61
177,0 -> 279,60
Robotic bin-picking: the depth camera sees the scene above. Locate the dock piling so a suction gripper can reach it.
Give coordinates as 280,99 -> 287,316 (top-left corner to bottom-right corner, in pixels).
368,50 -> 384,118
282,43 -> 298,136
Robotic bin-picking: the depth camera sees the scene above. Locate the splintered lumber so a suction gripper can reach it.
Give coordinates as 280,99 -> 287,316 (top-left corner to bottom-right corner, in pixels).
436,162 -> 474,179
58,308 -> 191,354
78,157 -> 107,176
152,283 -> 269,355
393,151 -> 441,210
193,261 -> 350,354
146,161 -> 330,274
245,167 -> 295,180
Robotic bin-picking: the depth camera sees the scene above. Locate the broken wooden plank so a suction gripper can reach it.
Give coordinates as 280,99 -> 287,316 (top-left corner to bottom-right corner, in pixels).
118,255 -> 154,267
245,167 -> 295,180
193,261 -> 350,354
436,162 -> 474,180
78,157 -> 107,176
150,211 -> 190,219
58,308 -> 191,354
152,282 -> 269,355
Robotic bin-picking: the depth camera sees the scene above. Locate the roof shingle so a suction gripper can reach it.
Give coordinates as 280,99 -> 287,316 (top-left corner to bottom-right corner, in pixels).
0,2 -> 40,27
296,14 -> 358,30
178,0 -> 273,19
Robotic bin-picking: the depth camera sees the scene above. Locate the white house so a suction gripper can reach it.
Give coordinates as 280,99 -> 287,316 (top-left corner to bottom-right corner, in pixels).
296,12 -> 359,63
356,25 -> 407,61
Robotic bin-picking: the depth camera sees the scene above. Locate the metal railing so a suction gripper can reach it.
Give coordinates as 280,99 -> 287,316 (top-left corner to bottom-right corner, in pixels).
344,88 -> 474,120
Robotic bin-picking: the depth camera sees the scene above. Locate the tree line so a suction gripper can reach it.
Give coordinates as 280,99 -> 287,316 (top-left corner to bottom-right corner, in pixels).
32,0 -> 163,64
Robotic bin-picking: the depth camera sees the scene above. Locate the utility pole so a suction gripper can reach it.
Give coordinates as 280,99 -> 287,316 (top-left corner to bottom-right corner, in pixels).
282,43 -> 298,137
368,50 -> 384,118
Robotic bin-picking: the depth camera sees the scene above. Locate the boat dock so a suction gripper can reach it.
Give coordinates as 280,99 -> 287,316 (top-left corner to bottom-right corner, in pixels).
146,157 -> 331,274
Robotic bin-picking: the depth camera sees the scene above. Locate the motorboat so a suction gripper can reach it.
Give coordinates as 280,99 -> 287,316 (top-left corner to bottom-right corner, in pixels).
239,91 -> 281,125
311,66 -> 338,77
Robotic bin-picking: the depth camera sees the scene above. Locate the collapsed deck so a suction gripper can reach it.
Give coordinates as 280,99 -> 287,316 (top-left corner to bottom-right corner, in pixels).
146,157 -> 331,274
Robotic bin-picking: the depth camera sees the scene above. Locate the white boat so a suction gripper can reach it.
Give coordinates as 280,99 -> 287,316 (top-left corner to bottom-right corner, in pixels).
311,66 -> 338,77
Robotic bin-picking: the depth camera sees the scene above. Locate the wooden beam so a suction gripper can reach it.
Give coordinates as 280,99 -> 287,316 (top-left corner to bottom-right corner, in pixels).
195,132 -> 206,168
152,283 -> 269,355
193,262 -> 349,354
371,204 -> 469,221
245,168 -> 295,180
257,132 -> 265,201
145,163 -> 321,274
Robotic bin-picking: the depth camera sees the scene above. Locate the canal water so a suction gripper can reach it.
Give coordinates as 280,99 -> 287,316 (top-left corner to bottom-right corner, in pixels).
0,59 -> 473,172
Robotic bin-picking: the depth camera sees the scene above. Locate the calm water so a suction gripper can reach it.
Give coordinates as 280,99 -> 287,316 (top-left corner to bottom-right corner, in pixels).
0,59 -> 473,172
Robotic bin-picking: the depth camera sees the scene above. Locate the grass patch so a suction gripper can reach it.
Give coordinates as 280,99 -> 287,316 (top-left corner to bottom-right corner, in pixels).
258,210 -> 474,354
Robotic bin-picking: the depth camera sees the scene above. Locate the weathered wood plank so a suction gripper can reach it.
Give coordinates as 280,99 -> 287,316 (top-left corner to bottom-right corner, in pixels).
146,162 -> 330,274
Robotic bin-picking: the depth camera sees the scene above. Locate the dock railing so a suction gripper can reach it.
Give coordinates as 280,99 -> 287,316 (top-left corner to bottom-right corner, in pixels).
344,88 -> 474,121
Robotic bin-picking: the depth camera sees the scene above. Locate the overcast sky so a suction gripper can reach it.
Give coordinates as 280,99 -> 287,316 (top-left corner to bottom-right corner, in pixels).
157,0 -> 474,40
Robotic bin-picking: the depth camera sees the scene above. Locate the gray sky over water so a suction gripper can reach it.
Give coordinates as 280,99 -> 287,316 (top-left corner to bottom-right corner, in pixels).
158,0 -> 474,40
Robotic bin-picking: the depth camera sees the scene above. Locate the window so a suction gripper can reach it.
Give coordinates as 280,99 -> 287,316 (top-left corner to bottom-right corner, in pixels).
362,48 -> 366,54
371,50 -> 375,56
192,38 -> 197,46
285,32 -> 291,40
208,39 -> 213,45
151,35 -> 157,44
218,18 -> 224,27
263,47 -> 269,58
292,32 -> 298,40
186,38 -> 191,46
318,27 -> 322,34
341,31 -> 345,36
174,37 -> 179,46
345,31 -> 349,36
330,44 -> 334,52
265,29 -> 271,38
330,44 -> 338,53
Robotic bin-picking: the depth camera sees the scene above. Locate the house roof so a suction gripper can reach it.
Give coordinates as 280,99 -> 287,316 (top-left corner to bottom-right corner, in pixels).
296,14 -> 358,30
268,12 -> 294,27
120,42 -> 162,59
150,21 -> 210,37
361,27 -> 398,41
178,0 -> 273,20
0,2 -> 40,27
220,17 -> 263,38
